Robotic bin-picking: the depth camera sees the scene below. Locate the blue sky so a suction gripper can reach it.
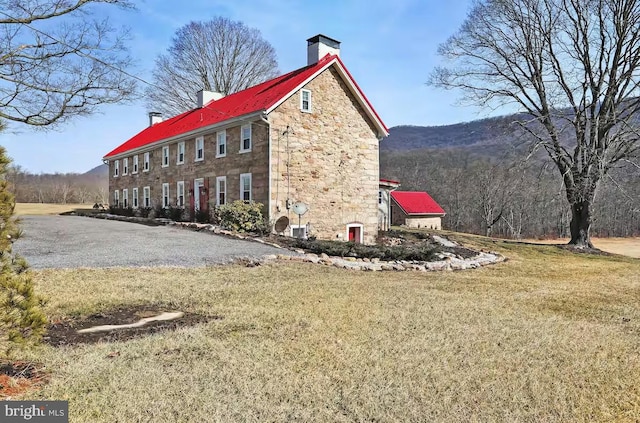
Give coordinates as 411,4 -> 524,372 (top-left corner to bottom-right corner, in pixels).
2,0 -> 485,173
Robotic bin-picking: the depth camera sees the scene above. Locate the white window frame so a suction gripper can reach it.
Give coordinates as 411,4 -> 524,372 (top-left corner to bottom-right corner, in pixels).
291,224 -> 308,239
216,176 -> 227,206
162,183 -> 169,208
143,152 -> 150,172
346,223 -> 364,244
240,124 -> 252,153
177,181 -> 185,207
132,155 -> 139,174
113,189 -> 119,207
162,146 -> 169,167
216,130 -> 226,158
132,187 -> 139,209
300,89 -> 312,113
177,141 -> 185,164
143,186 -> 151,208
123,157 -> 129,175
122,188 -> 129,208
240,173 -> 252,202
114,160 -> 119,177
195,136 -> 204,161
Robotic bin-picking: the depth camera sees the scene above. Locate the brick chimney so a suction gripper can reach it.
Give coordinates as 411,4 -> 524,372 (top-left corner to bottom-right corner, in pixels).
148,112 -> 162,127
307,34 -> 341,65
197,90 -> 224,108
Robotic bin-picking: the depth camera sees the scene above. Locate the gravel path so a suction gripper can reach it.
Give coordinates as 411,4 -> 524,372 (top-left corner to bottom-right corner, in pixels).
14,215 -> 291,269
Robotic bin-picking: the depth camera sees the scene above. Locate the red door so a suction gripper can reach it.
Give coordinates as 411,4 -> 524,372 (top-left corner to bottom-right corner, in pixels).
348,227 -> 361,243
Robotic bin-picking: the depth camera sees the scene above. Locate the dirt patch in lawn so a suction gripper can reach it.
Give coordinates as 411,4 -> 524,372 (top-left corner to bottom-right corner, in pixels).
44,305 -> 220,347
0,361 -> 48,398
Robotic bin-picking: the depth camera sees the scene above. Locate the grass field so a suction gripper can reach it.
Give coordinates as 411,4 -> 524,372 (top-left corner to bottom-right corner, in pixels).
14,203 -> 89,216
522,237 -> 640,258
12,232 -> 640,422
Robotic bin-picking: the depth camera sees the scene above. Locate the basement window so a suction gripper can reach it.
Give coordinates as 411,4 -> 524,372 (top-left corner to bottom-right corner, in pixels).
291,225 -> 307,239
300,89 -> 312,112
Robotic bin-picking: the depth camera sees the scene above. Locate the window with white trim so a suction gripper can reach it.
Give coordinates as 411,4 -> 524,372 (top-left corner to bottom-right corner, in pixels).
177,181 -> 185,207
162,183 -> 169,207
132,155 -> 138,174
122,188 -> 129,208
240,173 -> 252,202
177,141 -> 185,164
143,152 -> 150,172
300,89 -> 312,112
143,186 -> 151,207
113,190 -> 119,207
291,225 -> 308,239
114,160 -> 119,177
216,176 -> 226,206
240,124 -> 251,153
123,158 -> 129,175
378,190 -> 383,204
132,187 -> 139,208
195,136 -> 204,161
216,130 -> 226,158
162,146 -> 169,167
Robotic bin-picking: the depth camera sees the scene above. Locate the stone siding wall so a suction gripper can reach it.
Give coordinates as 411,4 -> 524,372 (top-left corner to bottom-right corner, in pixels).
267,66 -> 380,244
108,121 -> 269,212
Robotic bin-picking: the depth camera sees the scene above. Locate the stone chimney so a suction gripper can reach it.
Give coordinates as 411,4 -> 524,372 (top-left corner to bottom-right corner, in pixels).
307,34 -> 341,65
197,90 -> 224,108
148,112 -> 162,127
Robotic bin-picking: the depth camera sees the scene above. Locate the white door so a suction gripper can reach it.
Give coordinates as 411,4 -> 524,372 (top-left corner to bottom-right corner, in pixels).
194,178 -> 204,211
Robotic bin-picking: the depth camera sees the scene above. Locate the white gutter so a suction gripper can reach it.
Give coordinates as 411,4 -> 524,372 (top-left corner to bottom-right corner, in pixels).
103,111 -> 265,161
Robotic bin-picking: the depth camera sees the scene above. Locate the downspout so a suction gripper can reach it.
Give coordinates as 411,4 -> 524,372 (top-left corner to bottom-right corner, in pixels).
260,113 -> 272,227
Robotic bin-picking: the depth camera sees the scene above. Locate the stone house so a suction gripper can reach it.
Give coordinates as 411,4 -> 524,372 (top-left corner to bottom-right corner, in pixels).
103,35 -> 388,244
390,191 -> 446,229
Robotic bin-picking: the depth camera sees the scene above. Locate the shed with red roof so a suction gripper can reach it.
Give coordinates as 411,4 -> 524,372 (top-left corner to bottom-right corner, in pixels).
390,191 -> 446,229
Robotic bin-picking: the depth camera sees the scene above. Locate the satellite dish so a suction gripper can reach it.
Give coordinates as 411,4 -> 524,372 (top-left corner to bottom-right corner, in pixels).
291,202 -> 308,216
274,216 -> 289,234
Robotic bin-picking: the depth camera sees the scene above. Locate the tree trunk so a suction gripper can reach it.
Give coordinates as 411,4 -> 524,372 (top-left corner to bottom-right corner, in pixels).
568,200 -> 594,248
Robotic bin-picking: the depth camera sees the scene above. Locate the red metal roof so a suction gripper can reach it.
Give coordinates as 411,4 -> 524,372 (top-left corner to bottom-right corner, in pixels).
104,54 -> 388,159
391,191 -> 445,215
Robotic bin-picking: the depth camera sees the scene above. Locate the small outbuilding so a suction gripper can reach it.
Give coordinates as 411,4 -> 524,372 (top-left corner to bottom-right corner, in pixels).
390,191 -> 446,229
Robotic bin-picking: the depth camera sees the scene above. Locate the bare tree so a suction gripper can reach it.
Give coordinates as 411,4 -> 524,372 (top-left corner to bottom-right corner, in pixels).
0,0 -> 136,127
430,0 -> 640,248
146,17 -> 279,117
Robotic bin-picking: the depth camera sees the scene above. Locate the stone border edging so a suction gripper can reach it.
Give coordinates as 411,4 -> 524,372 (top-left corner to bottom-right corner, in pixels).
67,212 -> 506,272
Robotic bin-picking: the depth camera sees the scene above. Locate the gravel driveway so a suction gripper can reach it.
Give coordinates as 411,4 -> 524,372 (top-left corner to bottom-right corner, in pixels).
14,215 -> 291,269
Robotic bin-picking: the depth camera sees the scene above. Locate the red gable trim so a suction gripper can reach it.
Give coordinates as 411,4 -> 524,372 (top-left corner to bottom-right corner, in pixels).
391,191 -> 446,215
104,54 -> 388,160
